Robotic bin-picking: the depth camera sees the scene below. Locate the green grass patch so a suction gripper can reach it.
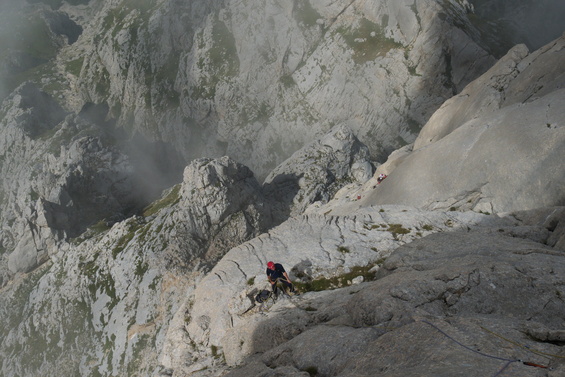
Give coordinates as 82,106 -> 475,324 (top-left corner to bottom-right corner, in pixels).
294,0 -> 321,29
210,344 -> 221,359
294,265 -> 378,293
135,259 -> 149,278
91,220 -> 112,234
280,74 -> 296,88
364,223 -> 382,230
126,333 -> 152,376
112,231 -> 135,258
191,15 -> 239,100
335,18 -> 403,64
337,246 -> 350,253
143,184 -> 181,217
65,57 -> 84,76
387,224 -> 410,240
0,11 -> 60,98
303,366 -> 318,376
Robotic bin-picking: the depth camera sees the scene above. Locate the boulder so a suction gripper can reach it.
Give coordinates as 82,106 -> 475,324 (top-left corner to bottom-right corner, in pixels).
175,156 -> 272,263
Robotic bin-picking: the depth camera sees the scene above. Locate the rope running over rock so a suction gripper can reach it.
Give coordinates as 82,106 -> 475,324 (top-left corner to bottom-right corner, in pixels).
421,320 -> 550,376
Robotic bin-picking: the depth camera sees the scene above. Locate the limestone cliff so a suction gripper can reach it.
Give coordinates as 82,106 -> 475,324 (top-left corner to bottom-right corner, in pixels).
0,1 -> 564,377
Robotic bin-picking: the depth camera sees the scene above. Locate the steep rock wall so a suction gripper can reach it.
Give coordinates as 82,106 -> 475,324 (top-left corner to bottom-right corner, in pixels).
362,34 -> 565,213
66,0 -> 497,178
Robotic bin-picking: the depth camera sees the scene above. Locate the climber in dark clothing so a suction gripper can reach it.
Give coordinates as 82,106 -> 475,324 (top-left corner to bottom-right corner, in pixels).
266,261 -> 295,296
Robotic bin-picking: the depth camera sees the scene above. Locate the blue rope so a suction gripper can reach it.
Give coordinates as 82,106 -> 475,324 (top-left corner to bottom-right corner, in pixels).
492,360 -> 517,377
421,320 -> 521,377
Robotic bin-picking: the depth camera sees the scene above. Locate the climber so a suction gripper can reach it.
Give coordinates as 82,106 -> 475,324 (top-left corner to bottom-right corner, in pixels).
266,261 -> 295,296
377,173 -> 387,184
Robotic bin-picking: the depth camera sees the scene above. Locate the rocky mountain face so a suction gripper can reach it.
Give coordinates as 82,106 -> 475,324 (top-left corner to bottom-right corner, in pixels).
0,0 -> 564,377
364,34 -> 565,213
3,0 -> 504,178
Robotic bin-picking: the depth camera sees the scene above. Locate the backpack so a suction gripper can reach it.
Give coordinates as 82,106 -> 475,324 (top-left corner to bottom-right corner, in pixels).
255,289 -> 272,303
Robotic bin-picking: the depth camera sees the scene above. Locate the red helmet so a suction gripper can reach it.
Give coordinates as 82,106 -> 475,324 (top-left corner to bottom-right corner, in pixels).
267,261 -> 275,269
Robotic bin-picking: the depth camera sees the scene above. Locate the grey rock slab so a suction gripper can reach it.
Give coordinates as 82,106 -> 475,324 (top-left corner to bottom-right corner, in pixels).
366,88 -> 565,213
225,230 -> 565,377
185,206 -> 523,366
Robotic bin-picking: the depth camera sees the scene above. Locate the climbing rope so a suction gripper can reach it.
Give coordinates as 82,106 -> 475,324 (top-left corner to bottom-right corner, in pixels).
421,320 -> 550,376
480,325 -> 565,360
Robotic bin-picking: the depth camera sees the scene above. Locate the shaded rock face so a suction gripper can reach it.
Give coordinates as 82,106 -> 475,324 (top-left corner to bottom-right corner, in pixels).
12,82 -> 67,138
263,125 -> 373,223
366,34 -> 565,213
41,8 -> 83,45
0,84 -> 141,280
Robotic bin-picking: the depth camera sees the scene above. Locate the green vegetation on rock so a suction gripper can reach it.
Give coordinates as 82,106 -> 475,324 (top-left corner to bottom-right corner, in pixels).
143,184 -> 181,217
294,264 -> 380,293
294,0 -> 321,29
335,18 -> 403,64
191,15 -> 239,100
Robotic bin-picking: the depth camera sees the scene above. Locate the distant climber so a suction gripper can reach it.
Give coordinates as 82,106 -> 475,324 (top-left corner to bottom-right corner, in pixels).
266,261 -> 295,296
377,173 -> 387,184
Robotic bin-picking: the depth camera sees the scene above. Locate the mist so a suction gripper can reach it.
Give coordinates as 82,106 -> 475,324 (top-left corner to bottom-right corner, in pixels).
0,1 -> 29,101
77,102 -> 186,216
0,0 -> 184,216
469,0 -> 565,50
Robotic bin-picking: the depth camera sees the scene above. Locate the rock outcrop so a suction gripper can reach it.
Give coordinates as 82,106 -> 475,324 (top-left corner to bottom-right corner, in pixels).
0,156 -> 271,377
181,206 -> 559,367
180,205 -> 565,376
414,35 -> 565,150
0,84 -> 141,282
263,125 -> 373,223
